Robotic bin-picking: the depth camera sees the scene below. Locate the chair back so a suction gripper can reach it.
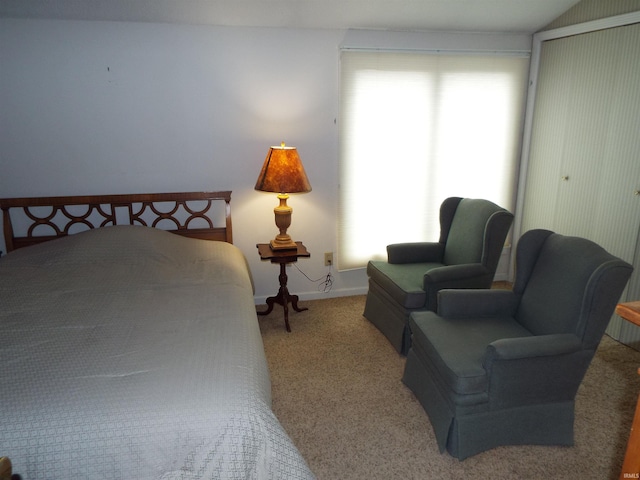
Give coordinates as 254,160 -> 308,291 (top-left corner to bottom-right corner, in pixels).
442,198 -> 513,272
514,230 -> 633,349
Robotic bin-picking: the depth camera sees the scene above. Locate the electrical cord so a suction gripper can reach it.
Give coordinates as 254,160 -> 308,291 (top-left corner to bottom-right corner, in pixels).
292,263 -> 334,293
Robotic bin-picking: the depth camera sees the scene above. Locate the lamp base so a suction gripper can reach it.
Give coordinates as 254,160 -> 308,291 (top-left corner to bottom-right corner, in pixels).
270,193 -> 298,250
270,238 -> 298,250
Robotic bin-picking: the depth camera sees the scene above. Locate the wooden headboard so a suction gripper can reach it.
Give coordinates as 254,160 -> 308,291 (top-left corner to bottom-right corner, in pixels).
0,191 -> 233,253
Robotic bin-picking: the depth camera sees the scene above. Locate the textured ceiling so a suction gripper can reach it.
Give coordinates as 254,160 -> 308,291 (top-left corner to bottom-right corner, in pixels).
0,0 -> 581,33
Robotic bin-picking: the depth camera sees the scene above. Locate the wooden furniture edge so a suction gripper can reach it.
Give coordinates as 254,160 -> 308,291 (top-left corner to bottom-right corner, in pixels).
616,301 -> 640,328
616,301 -> 640,480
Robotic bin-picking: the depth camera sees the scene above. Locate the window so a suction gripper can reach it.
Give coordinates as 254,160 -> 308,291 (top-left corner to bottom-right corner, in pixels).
338,51 -> 529,270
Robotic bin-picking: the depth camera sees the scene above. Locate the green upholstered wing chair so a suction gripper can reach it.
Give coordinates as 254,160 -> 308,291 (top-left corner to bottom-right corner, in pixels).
402,229 -> 633,460
363,197 -> 514,354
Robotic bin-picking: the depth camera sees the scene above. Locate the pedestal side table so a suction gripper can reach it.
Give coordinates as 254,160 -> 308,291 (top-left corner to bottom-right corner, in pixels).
256,242 -> 310,332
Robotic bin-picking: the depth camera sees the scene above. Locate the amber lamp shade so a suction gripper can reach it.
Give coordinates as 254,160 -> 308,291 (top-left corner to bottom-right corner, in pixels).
255,143 -> 312,250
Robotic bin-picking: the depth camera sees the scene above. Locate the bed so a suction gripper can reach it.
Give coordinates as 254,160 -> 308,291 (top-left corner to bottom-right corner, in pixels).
0,192 -> 315,480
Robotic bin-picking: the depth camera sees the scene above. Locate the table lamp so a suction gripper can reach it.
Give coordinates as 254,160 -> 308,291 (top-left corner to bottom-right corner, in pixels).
255,142 -> 311,250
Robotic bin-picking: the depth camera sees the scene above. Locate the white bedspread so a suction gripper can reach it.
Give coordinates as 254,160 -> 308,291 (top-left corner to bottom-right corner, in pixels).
0,226 -> 314,479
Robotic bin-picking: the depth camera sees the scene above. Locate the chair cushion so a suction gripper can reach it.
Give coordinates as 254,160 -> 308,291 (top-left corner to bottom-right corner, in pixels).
409,311 -> 533,395
367,260 -> 443,309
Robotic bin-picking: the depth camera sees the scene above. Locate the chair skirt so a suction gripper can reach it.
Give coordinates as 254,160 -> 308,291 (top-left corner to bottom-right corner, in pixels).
364,279 -> 429,354
402,346 -> 576,459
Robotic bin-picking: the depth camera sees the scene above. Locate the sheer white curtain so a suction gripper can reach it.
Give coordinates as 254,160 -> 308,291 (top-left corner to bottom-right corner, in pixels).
338,51 -> 529,270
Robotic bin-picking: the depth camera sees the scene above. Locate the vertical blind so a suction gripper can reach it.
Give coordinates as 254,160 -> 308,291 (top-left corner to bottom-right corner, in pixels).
338,51 -> 529,270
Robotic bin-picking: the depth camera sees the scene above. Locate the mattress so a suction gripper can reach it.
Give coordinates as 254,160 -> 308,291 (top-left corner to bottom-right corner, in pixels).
0,225 -> 314,479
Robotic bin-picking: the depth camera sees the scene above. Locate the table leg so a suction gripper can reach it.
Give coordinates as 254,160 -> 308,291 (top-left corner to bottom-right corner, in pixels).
257,263 -> 308,332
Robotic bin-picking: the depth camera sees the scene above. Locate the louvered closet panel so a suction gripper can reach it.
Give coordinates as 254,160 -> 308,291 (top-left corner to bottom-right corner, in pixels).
521,37 -> 571,233
522,22 -> 640,348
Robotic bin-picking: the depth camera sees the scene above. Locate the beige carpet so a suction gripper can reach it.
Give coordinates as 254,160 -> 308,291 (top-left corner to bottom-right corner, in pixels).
258,295 -> 640,480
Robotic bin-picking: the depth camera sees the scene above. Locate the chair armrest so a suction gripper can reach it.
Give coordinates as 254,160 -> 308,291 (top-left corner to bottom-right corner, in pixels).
483,334 -> 588,409
485,334 -> 582,364
424,263 -> 491,285
437,289 -> 519,318
387,242 -> 444,264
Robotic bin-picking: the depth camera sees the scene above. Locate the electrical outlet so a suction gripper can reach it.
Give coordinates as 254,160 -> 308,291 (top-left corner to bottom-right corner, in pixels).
324,252 -> 333,266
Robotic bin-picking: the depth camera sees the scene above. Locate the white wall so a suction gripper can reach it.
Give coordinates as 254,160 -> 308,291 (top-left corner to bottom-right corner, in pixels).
0,19 -> 530,302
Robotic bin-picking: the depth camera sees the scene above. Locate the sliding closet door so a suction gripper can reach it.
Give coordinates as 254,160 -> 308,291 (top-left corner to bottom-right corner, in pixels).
521,22 -> 640,346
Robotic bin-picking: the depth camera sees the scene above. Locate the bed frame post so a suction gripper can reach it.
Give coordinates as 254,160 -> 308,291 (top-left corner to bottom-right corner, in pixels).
1,206 -> 14,253
225,193 -> 233,244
